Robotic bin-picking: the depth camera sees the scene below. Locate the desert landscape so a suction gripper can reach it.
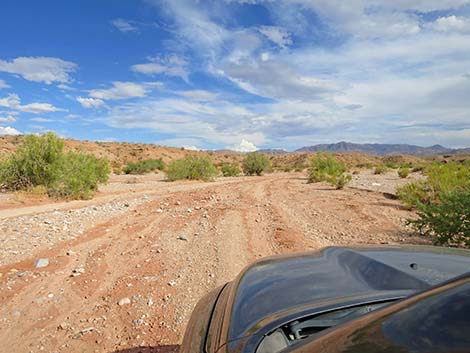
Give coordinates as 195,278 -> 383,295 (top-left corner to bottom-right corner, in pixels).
0,141 -> 433,353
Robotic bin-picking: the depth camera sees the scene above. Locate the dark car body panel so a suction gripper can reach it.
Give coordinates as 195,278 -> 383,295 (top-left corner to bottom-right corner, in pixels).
180,246 -> 470,353
284,274 -> 470,353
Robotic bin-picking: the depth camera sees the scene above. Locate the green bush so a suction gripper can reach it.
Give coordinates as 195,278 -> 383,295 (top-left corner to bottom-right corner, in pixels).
397,162 -> 470,247
242,153 -> 270,176
123,159 -> 165,174
220,163 -> 241,177
411,191 -> 470,247
374,165 -> 387,174
397,167 -> 410,178
48,152 -> 110,199
0,132 -> 110,199
166,156 -> 217,181
0,132 -> 64,190
307,153 -> 351,189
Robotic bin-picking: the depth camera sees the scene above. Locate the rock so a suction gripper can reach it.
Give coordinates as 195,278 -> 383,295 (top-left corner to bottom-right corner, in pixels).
34,258 -> 49,268
17,271 -> 26,278
168,280 -> 176,287
156,208 -> 164,213
66,250 -> 75,256
177,235 -> 188,241
175,201 -> 181,206
187,208 -> 192,213
118,297 -> 131,306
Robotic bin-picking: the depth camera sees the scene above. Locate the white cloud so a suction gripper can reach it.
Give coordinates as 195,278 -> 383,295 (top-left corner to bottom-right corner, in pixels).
432,16 -> 470,32
110,18 -> 138,32
106,96 -> 266,146
0,113 -> 17,122
258,26 -> 292,47
229,139 -> 258,152
0,57 -> 77,84
0,79 -> 10,89
131,55 -> 189,81
77,96 -> 105,108
30,117 -> 54,122
174,90 -> 218,101
221,57 -> 337,100
0,93 -> 64,114
0,126 -> 21,135
57,83 -> 75,90
89,81 -> 149,100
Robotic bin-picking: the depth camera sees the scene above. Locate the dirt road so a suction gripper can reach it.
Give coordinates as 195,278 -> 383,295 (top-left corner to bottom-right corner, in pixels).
0,173 -> 427,353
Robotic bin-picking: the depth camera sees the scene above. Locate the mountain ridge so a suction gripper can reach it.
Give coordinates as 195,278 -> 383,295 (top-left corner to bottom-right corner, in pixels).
258,142 -> 470,156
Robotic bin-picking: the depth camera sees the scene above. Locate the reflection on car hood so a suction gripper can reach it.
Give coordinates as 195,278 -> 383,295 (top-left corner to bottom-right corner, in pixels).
228,246 -> 470,341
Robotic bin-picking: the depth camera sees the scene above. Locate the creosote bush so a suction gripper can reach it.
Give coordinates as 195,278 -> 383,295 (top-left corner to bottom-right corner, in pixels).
166,156 -> 217,181
123,159 -> 165,174
220,163 -> 241,177
373,165 -> 387,174
397,166 -> 410,178
0,132 -> 110,199
397,162 -> 470,247
242,153 -> 270,176
308,153 -> 351,189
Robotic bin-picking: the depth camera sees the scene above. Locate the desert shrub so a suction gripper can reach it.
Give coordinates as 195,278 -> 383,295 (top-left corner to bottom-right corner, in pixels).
374,165 -> 387,174
397,167 -> 410,179
307,153 -> 351,189
220,163 -> 241,177
242,153 -> 270,176
0,132 -> 64,190
123,159 -> 165,174
398,162 -> 470,208
48,152 -> 110,199
167,156 -> 217,181
0,132 -> 110,199
410,191 -> 470,247
398,162 -> 470,246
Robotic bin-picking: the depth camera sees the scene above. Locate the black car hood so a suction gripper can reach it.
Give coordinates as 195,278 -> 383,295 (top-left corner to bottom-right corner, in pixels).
226,246 -> 470,342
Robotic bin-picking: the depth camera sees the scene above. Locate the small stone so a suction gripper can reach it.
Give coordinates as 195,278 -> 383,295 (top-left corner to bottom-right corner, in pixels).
187,208 -> 192,213
156,209 -> 164,213
34,258 -> 49,268
17,271 -> 26,278
168,280 -> 176,287
118,297 -> 131,306
177,235 -> 188,241
175,201 -> 181,205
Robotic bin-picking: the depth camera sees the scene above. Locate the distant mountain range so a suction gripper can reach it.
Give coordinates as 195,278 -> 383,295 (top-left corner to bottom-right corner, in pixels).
257,142 -> 470,156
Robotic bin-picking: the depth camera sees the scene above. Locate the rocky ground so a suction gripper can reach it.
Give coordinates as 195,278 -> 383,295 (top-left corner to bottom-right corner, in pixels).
0,171 -> 429,353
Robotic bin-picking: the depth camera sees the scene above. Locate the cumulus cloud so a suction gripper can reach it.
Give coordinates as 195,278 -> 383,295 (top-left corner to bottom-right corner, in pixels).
110,18 -> 138,32
229,139 -> 258,152
432,16 -> 470,32
0,93 -> 64,114
89,81 -> 149,100
0,57 -> 77,84
131,55 -> 189,81
77,96 -> 105,108
0,126 -> 21,135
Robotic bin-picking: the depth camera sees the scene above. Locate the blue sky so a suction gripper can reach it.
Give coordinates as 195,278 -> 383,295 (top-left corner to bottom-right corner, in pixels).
1,0 -> 470,151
